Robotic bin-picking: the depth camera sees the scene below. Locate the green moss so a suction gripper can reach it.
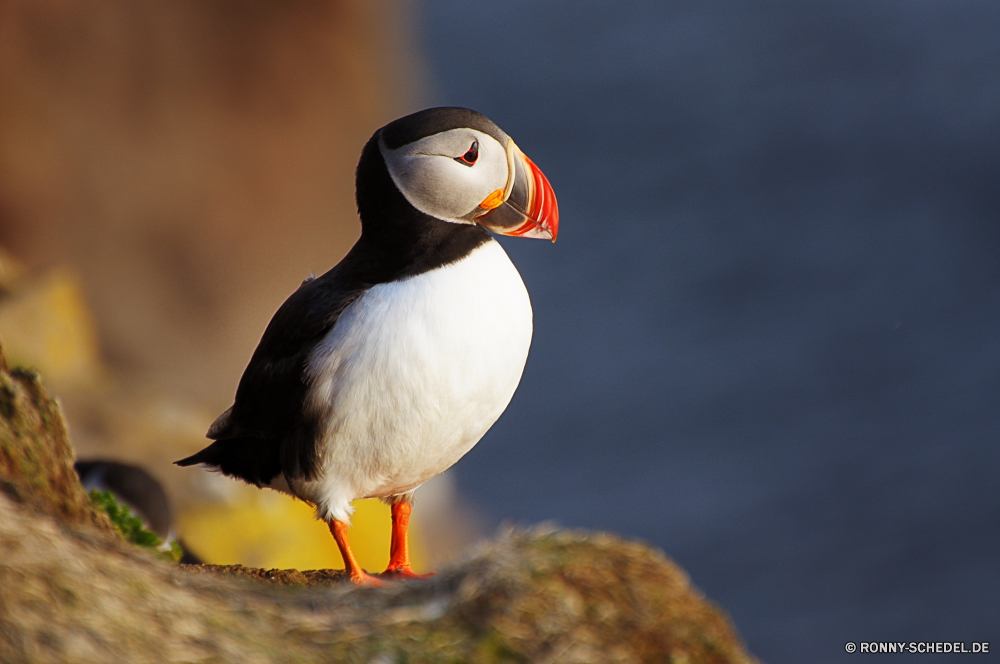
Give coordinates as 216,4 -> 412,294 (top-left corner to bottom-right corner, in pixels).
88,489 -> 181,563
474,630 -> 526,663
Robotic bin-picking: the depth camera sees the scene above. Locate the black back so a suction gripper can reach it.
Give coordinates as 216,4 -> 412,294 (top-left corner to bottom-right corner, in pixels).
175,108 -> 495,486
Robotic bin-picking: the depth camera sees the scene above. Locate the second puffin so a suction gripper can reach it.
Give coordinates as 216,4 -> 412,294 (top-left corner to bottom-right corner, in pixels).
176,107 -> 559,584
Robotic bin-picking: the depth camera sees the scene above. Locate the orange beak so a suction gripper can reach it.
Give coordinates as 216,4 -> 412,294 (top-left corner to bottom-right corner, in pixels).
474,140 -> 559,242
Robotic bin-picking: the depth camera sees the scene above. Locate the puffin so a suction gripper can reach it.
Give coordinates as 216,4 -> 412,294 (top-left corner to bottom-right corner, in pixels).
175,107 -> 558,584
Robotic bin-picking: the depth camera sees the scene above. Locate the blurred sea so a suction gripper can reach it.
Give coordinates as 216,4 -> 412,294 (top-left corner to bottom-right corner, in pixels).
417,2 -> 1000,662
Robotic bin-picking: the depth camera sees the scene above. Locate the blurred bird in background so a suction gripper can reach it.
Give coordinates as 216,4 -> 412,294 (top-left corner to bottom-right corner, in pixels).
74,459 -> 201,564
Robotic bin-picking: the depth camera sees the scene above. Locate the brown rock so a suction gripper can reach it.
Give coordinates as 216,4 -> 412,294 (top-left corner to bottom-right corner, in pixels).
0,364 -> 109,530
0,353 -> 762,664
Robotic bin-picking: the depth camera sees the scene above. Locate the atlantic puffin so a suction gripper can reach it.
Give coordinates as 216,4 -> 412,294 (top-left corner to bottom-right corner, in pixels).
176,107 -> 558,584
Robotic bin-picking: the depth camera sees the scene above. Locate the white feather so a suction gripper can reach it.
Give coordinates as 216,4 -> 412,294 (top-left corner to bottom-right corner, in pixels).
288,239 -> 532,523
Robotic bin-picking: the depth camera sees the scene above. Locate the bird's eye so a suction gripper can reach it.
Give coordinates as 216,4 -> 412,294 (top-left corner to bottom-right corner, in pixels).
455,140 -> 479,166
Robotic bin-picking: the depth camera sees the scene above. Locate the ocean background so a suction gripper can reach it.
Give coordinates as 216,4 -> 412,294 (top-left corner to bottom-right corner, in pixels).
417,2 -> 1000,661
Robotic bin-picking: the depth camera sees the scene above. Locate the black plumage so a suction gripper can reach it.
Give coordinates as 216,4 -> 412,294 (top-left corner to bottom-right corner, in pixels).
380,107 -> 507,151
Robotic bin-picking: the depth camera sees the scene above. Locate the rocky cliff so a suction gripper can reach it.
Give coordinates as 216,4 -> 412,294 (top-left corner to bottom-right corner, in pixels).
0,355 -> 760,664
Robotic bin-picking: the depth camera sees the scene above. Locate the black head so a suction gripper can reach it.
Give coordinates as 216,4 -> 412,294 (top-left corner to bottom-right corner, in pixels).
380,107 -> 508,151
351,107 -> 558,281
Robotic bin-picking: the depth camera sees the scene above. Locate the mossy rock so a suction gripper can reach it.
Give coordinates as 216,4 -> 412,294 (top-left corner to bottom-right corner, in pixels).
177,528 -> 761,663
0,366 -> 110,531
0,347 -> 761,663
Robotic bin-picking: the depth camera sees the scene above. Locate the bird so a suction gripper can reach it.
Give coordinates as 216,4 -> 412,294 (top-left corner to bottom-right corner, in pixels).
175,107 -> 558,584
75,459 -> 202,563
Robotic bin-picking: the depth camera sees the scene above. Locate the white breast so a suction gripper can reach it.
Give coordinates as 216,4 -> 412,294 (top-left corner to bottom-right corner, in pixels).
294,239 -> 532,523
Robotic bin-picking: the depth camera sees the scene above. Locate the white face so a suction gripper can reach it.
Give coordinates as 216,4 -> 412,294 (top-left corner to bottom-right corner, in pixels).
380,128 -> 510,225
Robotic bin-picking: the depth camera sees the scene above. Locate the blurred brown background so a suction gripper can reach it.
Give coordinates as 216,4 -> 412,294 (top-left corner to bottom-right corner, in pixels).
0,0 -> 472,569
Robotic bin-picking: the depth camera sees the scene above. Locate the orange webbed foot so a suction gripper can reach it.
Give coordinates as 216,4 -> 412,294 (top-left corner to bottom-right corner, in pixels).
381,566 -> 436,580
381,501 -> 435,581
329,519 -> 385,587
349,569 -> 385,587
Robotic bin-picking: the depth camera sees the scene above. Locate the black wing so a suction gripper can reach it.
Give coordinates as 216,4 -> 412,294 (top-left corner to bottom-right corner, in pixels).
175,264 -> 368,483
225,271 -> 366,442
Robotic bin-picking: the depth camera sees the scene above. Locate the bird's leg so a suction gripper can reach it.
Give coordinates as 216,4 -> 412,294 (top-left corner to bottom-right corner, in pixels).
382,501 -> 435,579
328,519 -> 382,586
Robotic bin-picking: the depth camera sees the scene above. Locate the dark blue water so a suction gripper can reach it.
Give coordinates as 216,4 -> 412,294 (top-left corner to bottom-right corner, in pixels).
417,2 -> 999,661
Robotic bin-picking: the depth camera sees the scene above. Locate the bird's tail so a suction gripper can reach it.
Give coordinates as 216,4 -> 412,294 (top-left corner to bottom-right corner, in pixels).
174,438 -> 282,488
